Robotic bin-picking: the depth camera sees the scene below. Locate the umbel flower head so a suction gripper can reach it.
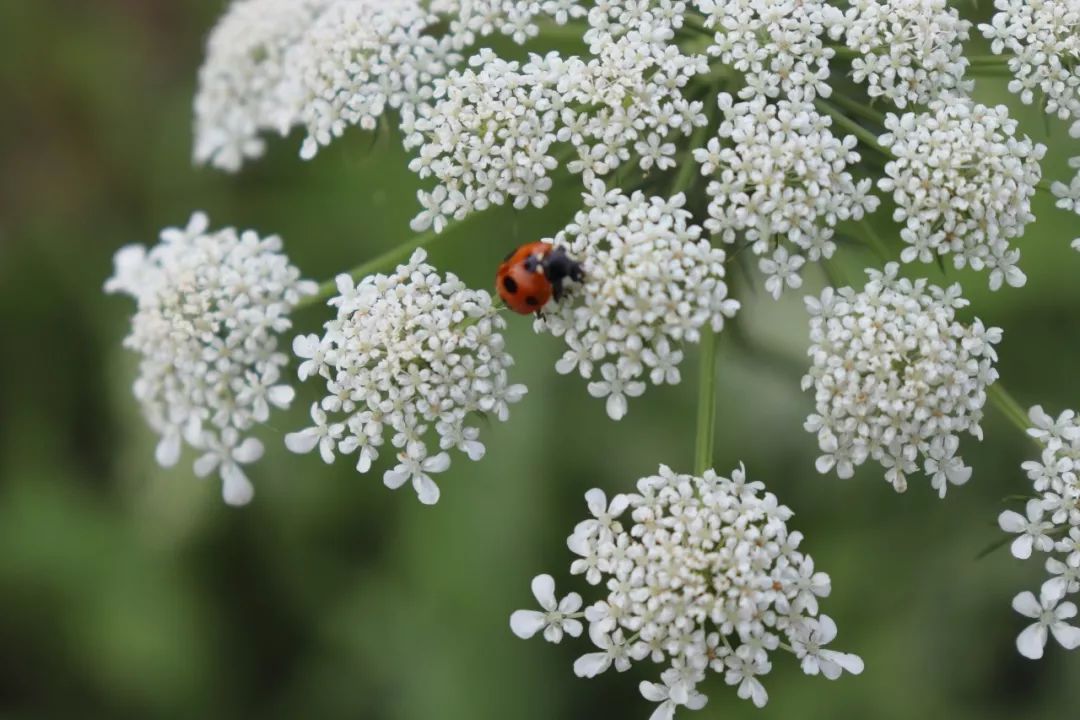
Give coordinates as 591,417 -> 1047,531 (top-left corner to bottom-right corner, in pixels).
694,94 -> 879,299
824,0 -> 973,108
285,249 -> 526,504
105,212 -> 316,504
696,0 -> 836,102
803,263 -> 1002,496
878,98 -> 1045,290
193,0 -> 584,171
406,8 -> 708,232
980,0 -> 1080,138
511,465 -> 863,717
536,185 -> 740,420
999,405 -> 1080,659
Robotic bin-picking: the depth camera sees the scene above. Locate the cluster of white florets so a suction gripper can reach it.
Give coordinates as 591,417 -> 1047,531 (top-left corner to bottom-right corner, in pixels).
694,94 -> 879,299
406,7 -> 707,232
536,185 -> 739,420
1052,156 -> 1080,250
998,405 -> 1080,660
824,0 -> 972,107
803,263 -> 1002,496
193,0 -> 330,170
105,213 -> 316,504
695,0 -> 835,102
511,465 -> 863,718
193,0 -> 583,170
285,249 -> 526,504
877,99 -> 1045,290
980,0 -> 1080,138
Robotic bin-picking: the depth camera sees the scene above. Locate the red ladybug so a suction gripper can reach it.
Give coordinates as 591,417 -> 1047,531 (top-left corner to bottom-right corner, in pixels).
495,241 -> 584,315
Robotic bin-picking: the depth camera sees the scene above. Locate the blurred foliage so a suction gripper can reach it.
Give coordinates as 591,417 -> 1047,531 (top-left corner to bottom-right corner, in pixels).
1,1 -> 1079,718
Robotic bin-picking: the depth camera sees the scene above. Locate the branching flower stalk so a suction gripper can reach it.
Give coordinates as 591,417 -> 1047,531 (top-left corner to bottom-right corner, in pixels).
100,2 -> 1080,712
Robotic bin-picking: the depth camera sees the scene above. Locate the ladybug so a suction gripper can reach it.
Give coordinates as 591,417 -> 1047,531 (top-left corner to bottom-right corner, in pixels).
495,241 -> 584,315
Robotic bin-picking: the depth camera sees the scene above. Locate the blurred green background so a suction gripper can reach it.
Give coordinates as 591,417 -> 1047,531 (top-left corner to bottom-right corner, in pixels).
2,1 -> 1080,718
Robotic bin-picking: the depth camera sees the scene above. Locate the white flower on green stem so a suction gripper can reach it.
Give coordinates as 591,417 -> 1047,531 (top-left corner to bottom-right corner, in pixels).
878,98 -> 1045,290
695,94 -> 878,299
194,0 -> 584,170
825,0 -> 972,108
512,465 -> 861,712
980,1 -> 1080,137
105,212 -> 315,505
1001,404 -> 1080,658
803,264 -> 1000,494
286,249 -> 525,504
695,0 -> 835,103
537,186 -> 739,420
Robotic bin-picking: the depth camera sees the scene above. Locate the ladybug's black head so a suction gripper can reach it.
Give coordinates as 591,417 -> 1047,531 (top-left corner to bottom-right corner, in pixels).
541,246 -> 584,302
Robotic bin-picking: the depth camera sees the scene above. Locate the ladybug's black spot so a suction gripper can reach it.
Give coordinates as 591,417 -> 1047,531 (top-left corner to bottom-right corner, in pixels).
502,276 -> 519,294
525,295 -> 540,306
503,248 -> 516,262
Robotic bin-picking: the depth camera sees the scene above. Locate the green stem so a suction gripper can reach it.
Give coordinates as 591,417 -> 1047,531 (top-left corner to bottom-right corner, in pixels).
966,54 -> 1015,65
859,218 -> 892,261
815,100 -> 887,155
694,328 -> 719,476
828,93 -> 887,125
988,383 -> 1033,438
294,227 -> 449,311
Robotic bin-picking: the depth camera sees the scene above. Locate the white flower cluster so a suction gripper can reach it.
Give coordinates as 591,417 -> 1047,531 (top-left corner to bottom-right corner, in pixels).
999,406 -> 1080,659
406,5 -> 707,232
193,0 -> 330,171
193,0 -> 582,170
536,186 -> 740,420
511,466 -> 863,718
825,0 -> 972,108
980,0 -> 1080,138
694,94 -> 879,299
802,263 -> 1002,495
285,249 -> 526,504
1052,156 -> 1080,251
878,100 -> 1045,290
105,213 -> 316,505
695,0 -> 835,102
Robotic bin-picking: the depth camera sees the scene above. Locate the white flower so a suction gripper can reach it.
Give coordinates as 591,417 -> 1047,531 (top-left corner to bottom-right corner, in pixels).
1013,582 -> 1080,660
512,465 -> 861,710
803,264 -> 1001,493
694,94 -> 879,298
537,187 -> 739,419
105,212 -> 315,505
790,616 -> 865,680
192,0 -> 330,170
640,666 -> 708,720
999,500 -> 1056,560
285,249 -> 525,504
405,17 -> 708,230
1002,403 -> 1080,658
826,0 -> 972,107
194,0 -> 585,170
383,442 -> 451,506
696,0 -> 836,103
878,99 -> 1045,290
510,574 -> 584,642
980,1 -> 1080,137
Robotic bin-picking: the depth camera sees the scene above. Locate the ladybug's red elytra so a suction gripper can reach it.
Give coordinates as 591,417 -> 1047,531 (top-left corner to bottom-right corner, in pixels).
495,241 -> 584,315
